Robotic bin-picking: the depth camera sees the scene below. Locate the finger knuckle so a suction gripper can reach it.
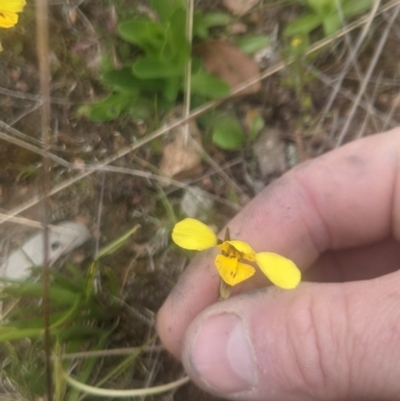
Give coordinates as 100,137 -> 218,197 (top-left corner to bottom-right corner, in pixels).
283,289 -> 351,399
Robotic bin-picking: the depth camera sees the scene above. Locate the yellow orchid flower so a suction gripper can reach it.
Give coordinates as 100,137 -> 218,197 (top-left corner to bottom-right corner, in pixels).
0,0 -> 26,28
172,218 -> 301,293
290,35 -> 303,48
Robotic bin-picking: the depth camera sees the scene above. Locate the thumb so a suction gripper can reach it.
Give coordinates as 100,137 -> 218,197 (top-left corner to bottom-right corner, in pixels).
181,272 -> 400,401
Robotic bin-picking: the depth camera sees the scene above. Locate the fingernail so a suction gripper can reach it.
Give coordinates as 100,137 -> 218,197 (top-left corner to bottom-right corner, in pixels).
188,313 -> 256,393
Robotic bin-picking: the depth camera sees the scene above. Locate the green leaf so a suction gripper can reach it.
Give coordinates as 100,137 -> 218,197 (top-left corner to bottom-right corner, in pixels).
2,282 -> 78,306
162,77 -> 181,101
102,68 -> 165,92
201,12 -> 231,28
322,14 -> 341,35
50,298 -> 82,330
56,326 -> 106,341
150,0 -> 170,23
96,225 -> 140,260
306,0 -> 336,16
63,331 -> 112,401
162,8 -> 189,62
127,99 -> 159,120
50,271 -> 84,293
102,68 -> 141,91
236,35 -> 271,55
193,25 -> 208,40
118,20 -> 165,55
248,112 -> 265,142
212,115 -> 245,150
190,70 -> 230,98
83,93 -> 137,121
203,12 -> 231,28
64,263 -> 87,285
193,14 -> 209,40
193,11 -> 231,41
133,57 -> 185,78
0,327 -> 43,342
284,13 -> 323,36
151,0 -> 186,23
342,0 -> 374,18
168,8 -> 186,41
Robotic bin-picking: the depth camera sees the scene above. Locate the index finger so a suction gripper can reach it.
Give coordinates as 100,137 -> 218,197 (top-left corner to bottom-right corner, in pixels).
158,128 -> 400,359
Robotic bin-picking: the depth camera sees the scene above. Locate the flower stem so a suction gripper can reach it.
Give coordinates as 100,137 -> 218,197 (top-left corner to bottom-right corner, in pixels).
219,279 -> 232,300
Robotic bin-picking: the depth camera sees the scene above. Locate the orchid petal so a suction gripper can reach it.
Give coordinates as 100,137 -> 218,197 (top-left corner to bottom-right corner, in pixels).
215,254 -> 255,286
0,11 -> 18,28
256,252 -> 301,289
228,240 -> 256,261
1,0 -> 25,12
217,240 -> 256,261
0,0 -> 25,28
172,218 -> 217,251
0,0 -> 26,13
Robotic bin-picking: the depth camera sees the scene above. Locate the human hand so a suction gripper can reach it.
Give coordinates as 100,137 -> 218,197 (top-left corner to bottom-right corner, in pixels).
158,128 -> 400,401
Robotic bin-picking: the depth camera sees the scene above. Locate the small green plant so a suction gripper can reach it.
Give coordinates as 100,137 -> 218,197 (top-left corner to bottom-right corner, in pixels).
205,112 -> 263,150
0,264 -> 107,344
80,0 -> 230,122
80,0 -> 271,152
0,264 -> 109,398
236,35 -> 271,55
210,114 -> 245,150
0,225 -> 147,399
279,0 -> 375,136
284,0 -> 374,39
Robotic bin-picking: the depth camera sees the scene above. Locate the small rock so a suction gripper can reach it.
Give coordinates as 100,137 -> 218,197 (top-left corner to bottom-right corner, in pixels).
1,221 -> 91,280
159,106 -> 203,181
253,127 -> 287,179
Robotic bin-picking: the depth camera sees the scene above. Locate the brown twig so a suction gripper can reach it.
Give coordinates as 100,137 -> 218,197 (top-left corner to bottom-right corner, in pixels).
35,0 -> 53,398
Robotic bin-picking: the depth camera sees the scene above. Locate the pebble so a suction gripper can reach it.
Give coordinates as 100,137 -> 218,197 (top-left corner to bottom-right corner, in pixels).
0,221 -> 91,280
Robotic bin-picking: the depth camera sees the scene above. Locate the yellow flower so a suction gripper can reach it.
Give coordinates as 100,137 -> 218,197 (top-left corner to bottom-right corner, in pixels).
0,0 -> 26,28
290,36 -> 303,48
172,218 -> 301,289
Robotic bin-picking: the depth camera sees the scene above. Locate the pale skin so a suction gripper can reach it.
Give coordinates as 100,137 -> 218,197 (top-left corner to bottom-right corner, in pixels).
157,128 -> 400,401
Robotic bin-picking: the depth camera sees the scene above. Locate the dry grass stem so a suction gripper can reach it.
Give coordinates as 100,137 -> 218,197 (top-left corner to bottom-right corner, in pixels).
336,5 -> 400,146
320,0 -> 382,122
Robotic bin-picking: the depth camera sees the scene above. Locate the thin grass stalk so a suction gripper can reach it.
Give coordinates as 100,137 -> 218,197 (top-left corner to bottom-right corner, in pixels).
319,0 -> 382,126
183,0 -> 194,144
336,4 -> 400,146
35,0 -> 53,398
